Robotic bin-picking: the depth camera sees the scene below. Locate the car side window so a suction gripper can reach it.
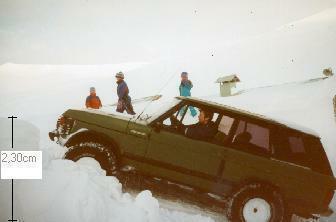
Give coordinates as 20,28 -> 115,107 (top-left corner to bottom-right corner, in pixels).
289,136 -> 305,153
160,104 -> 222,143
218,116 -> 235,135
162,109 -> 180,126
213,115 -> 235,144
273,128 -> 308,166
231,119 -> 271,155
162,105 -> 199,126
181,105 -> 199,125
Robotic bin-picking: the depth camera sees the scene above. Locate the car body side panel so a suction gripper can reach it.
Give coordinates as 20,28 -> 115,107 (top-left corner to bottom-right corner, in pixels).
121,156 -> 227,192
144,130 -> 230,192
220,147 -> 334,214
65,110 -> 148,157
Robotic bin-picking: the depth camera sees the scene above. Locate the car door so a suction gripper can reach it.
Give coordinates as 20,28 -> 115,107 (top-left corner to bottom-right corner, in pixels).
119,118 -> 152,173
144,105 -> 233,192
217,117 -> 278,187
124,119 -> 151,157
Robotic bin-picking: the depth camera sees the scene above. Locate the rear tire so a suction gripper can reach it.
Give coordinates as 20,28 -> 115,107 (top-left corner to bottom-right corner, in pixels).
64,141 -> 118,175
228,183 -> 285,222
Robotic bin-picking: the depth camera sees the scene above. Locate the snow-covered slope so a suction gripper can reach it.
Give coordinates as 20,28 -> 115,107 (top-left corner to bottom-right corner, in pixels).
121,6 -> 336,98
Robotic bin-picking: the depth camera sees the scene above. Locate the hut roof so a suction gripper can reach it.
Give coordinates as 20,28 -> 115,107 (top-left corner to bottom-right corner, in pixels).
215,74 -> 240,83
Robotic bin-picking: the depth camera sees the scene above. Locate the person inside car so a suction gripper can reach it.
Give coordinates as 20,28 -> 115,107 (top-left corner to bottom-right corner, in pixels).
170,109 -> 217,141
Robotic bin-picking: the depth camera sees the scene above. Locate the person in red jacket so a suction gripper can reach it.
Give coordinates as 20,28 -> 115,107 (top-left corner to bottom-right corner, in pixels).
86,87 -> 102,109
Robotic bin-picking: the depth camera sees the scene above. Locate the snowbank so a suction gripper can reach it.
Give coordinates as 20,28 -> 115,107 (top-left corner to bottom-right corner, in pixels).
16,156 -> 214,222
0,119 -> 214,222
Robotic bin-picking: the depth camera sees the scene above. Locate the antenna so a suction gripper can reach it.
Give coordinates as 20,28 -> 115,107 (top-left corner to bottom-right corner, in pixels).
134,70 -> 177,121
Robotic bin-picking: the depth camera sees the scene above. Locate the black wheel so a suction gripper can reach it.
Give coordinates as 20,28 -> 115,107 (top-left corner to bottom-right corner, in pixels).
227,183 -> 285,222
64,141 -> 118,175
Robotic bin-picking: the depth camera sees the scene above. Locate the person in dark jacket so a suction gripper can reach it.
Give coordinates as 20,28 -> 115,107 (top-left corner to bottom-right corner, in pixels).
184,110 -> 217,141
179,72 -> 197,117
115,71 -> 136,115
170,109 -> 217,141
86,87 -> 102,109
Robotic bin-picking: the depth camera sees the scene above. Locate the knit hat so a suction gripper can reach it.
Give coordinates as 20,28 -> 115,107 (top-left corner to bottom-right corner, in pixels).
90,87 -> 96,92
181,72 -> 188,77
115,71 -> 125,79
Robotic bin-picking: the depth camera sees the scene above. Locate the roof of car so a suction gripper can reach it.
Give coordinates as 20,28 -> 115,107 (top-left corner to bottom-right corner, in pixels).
176,96 -> 320,138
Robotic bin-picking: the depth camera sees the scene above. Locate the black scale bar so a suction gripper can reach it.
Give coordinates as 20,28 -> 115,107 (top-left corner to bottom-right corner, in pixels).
7,116 -> 18,222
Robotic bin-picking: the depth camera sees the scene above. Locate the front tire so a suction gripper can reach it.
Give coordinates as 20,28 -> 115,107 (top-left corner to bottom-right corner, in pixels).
228,183 -> 285,222
64,141 -> 118,175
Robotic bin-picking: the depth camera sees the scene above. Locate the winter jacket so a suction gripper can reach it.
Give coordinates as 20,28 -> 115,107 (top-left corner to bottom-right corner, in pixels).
117,80 -> 130,101
179,80 -> 193,97
86,93 -> 102,109
185,121 -> 217,141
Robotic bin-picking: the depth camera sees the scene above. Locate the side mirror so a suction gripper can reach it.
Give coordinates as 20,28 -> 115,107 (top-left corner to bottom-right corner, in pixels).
153,122 -> 162,133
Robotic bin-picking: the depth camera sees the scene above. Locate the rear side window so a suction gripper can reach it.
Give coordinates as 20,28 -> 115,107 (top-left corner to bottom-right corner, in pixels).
289,136 -> 305,153
231,120 -> 271,155
273,129 -> 308,167
274,128 -> 333,175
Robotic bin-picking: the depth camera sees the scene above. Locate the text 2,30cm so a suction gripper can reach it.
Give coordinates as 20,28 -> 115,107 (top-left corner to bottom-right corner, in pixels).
1,152 -> 37,163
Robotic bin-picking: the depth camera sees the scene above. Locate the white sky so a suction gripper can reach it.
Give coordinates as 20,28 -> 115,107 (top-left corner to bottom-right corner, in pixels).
1,0 -> 335,64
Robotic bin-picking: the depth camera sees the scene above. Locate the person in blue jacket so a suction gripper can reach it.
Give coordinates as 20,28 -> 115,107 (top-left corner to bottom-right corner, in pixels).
179,72 -> 197,117
115,71 -> 136,115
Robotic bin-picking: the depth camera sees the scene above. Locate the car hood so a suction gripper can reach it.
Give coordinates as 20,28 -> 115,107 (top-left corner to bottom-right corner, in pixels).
63,108 -> 132,132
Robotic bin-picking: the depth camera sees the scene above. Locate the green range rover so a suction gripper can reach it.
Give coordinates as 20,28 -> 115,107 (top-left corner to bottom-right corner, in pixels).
49,96 -> 336,222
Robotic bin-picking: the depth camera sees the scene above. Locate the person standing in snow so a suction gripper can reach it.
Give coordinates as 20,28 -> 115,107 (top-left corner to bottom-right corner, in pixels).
115,71 -> 136,115
86,87 -> 102,109
179,72 -> 197,117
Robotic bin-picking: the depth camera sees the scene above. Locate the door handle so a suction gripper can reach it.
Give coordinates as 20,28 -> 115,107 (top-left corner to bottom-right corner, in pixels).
129,129 -> 148,138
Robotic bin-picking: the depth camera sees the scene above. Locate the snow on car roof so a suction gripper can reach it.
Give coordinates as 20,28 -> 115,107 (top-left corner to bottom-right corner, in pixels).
178,96 -> 320,137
